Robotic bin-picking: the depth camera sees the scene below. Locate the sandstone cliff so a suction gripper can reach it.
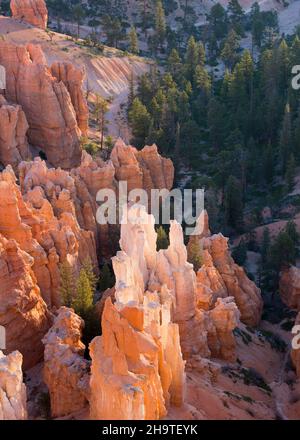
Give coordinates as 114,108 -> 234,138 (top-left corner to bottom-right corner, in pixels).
0,41 -> 83,168
0,232 -> 51,369
0,350 -> 27,420
10,0 -> 48,30
190,217 -> 263,327
279,266 -> 300,310
43,307 -> 90,418
0,96 -> 30,169
89,206 -> 245,419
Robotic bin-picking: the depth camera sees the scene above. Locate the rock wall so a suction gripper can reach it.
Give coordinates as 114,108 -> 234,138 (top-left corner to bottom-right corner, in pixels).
0,232 -> 51,369
0,41 -> 82,169
0,96 -> 30,169
111,139 -> 174,194
0,163 -> 97,309
192,222 -> 263,327
43,307 -> 90,418
279,266 -> 300,310
0,350 -> 27,420
10,0 -> 48,30
89,206 -> 185,420
51,62 -> 89,135
89,206 -> 244,419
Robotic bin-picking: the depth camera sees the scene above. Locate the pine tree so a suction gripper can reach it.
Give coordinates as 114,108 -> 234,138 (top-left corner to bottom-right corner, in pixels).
156,226 -> 169,250
188,242 -> 203,272
72,3 -> 85,39
82,257 -> 97,292
285,153 -> 296,191
129,26 -> 139,54
224,175 -> 244,232
279,103 -> 292,173
59,260 -> 75,307
194,65 -> 211,97
155,0 -> 166,49
93,94 -> 109,150
228,0 -> 245,35
185,36 -> 199,80
128,97 -> 152,147
72,269 -> 93,319
221,29 -> 240,70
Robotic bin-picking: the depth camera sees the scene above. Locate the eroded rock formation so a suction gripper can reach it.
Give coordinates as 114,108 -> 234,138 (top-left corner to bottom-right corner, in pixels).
0,96 -> 30,169
193,225 -> 262,327
43,307 -> 90,418
0,350 -> 27,420
10,0 -> 48,30
0,163 -> 97,308
89,207 -> 185,420
51,62 -> 89,135
111,139 -> 174,193
279,266 -> 300,310
0,233 -> 51,369
0,41 -> 82,168
89,206 -> 246,419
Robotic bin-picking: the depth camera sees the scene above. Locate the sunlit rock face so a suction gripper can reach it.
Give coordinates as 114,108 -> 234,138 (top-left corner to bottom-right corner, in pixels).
0,231 -> 51,370
0,163 -> 97,309
0,41 -> 82,169
0,96 -> 30,170
0,350 -> 27,420
89,206 -> 245,419
43,307 -> 90,418
10,0 -> 48,30
51,62 -> 89,136
89,206 -> 185,420
280,266 -> 300,310
193,220 -> 263,327
111,139 -> 174,194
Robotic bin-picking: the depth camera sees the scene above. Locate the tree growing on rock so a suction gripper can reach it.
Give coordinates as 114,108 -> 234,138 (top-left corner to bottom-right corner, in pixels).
59,260 -> 75,307
93,94 -> 109,150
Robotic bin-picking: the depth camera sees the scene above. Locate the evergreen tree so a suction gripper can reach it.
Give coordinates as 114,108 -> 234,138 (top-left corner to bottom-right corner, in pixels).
93,94 -> 109,150
72,3 -> 85,39
59,260 -> 75,307
207,3 -> 228,40
129,26 -> 139,54
188,241 -> 203,272
224,175 -> 244,232
82,258 -> 97,292
167,49 -> 182,81
228,0 -> 245,35
72,269 -> 94,319
156,226 -> 169,250
155,0 -> 166,49
221,29 -> 240,70
279,103 -> 292,173
129,97 -> 152,147
185,36 -> 199,80
285,153 -> 296,191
